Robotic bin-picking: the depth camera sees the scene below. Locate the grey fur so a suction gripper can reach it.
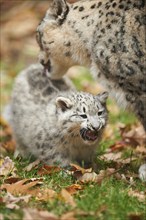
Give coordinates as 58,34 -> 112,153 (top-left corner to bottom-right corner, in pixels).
8,64 -> 108,167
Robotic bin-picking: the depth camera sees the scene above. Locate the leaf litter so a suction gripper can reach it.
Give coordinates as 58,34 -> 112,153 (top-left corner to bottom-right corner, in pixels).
1,178 -> 43,196
128,189 -> 146,202
60,189 -> 76,207
23,208 -> 59,220
37,164 -> 61,176
0,156 -> 17,176
1,116 -> 145,218
2,192 -> 31,210
24,159 -> 40,172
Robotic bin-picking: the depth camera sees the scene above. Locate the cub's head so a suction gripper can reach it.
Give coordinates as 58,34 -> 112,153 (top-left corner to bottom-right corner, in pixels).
55,91 -> 108,145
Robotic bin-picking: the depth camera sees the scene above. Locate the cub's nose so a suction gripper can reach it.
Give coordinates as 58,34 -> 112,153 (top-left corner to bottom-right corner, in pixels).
89,116 -> 102,131
91,124 -> 100,131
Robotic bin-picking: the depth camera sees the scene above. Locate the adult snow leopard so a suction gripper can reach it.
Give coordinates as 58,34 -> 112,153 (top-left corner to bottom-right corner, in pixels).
36,0 -> 146,129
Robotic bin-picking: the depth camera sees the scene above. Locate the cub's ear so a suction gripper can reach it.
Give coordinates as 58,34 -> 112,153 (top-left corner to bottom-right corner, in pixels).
47,0 -> 69,24
56,97 -> 73,111
97,91 -> 108,104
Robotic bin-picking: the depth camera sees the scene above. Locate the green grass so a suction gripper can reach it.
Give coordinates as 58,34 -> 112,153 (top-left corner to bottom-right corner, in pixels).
1,154 -> 145,220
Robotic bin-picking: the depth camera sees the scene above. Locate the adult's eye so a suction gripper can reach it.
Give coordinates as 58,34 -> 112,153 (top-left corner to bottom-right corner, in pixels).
80,114 -> 87,119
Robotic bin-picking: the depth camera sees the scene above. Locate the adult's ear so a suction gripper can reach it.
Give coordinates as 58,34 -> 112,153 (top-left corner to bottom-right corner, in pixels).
56,96 -> 73,111
96,91 -> 108,104
46,0 -> 69,25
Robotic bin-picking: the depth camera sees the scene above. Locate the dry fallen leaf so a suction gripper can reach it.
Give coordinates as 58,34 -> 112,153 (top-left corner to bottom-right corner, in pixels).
77,172 -> 98,183
4,177 -> 21,184
1,175 -> 57,202
120,124 -> 146,147
0,156 -> 16,176
109,141 -> 127,152
96,168 -> 116,184
60,189 -> 76,207
37,164 -> 61,176
70,163 -> 98,183
2,192 -> 31,210
37,188 -> 57,201
23,208 -> 59,220
1,178 -> 43,196
100,150 -> 137,165
0,117 -> 16,153
65,184 -> 82,195
70,163 -> 92,173
135,146 -> 146,154
61,211 -> 77,220
100,152 -> 122,161
61,206 -> 107,219
24,159 -> 40,172
128,213 -> 143,220
128,189 -> 145,202
70,161 -> 117,184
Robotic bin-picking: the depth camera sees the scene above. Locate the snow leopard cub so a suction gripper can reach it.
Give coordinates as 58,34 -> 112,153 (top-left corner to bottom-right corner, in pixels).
9,64 -> 108,167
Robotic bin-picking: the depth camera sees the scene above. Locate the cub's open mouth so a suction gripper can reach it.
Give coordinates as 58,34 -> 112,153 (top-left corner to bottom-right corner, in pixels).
80,128 -> 98,142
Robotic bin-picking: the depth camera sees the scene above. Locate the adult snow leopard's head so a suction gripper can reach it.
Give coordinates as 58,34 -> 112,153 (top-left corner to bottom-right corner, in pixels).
55,91 -> 108,145
36,0 -> 90,79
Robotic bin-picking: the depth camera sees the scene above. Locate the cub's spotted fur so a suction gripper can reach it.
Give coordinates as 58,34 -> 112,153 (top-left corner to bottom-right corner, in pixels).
37,0 -> 146,129
8,64 -> 108,167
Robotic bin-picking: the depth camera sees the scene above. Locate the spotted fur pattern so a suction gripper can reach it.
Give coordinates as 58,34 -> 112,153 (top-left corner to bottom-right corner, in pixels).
37,0 -> 146,129
9,64 -> 108,166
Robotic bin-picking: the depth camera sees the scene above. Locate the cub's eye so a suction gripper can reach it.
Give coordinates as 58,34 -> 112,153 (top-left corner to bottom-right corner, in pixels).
98,110 -> 104,116
80,114 -> 87,119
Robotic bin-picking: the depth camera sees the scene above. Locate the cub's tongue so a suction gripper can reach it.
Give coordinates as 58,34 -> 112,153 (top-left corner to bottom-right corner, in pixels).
86,130 -> 97,141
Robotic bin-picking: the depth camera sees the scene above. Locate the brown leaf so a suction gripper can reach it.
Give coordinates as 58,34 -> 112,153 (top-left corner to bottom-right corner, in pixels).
71,163 -> 116,184
128,189 -> 145,202
61,206 -> 107,219
61,211 -> 77,220
70,163 -> 97,183
2,140 -> 16,152
1,178 -> 43,196
37,188 -> 57,201
24,159 -> 40,172
77,172 -> 98,183
3,192 -> 31,210
37,164 -> 61,176
70,163 -> 92,174
128,213 -> 143,220
60,189 -> 76,207
0,116 -> 16,153
96,168 -> 116,184
100,152 -> 122,161
65,184 -> 82,195
0,156 -> 16,176
100,151 -> 137,165
4,177 -> 21,184
23,208 -> 59,220
120,124 -> 146,147
109,141 -> 128,151
135,146 -> 146,154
